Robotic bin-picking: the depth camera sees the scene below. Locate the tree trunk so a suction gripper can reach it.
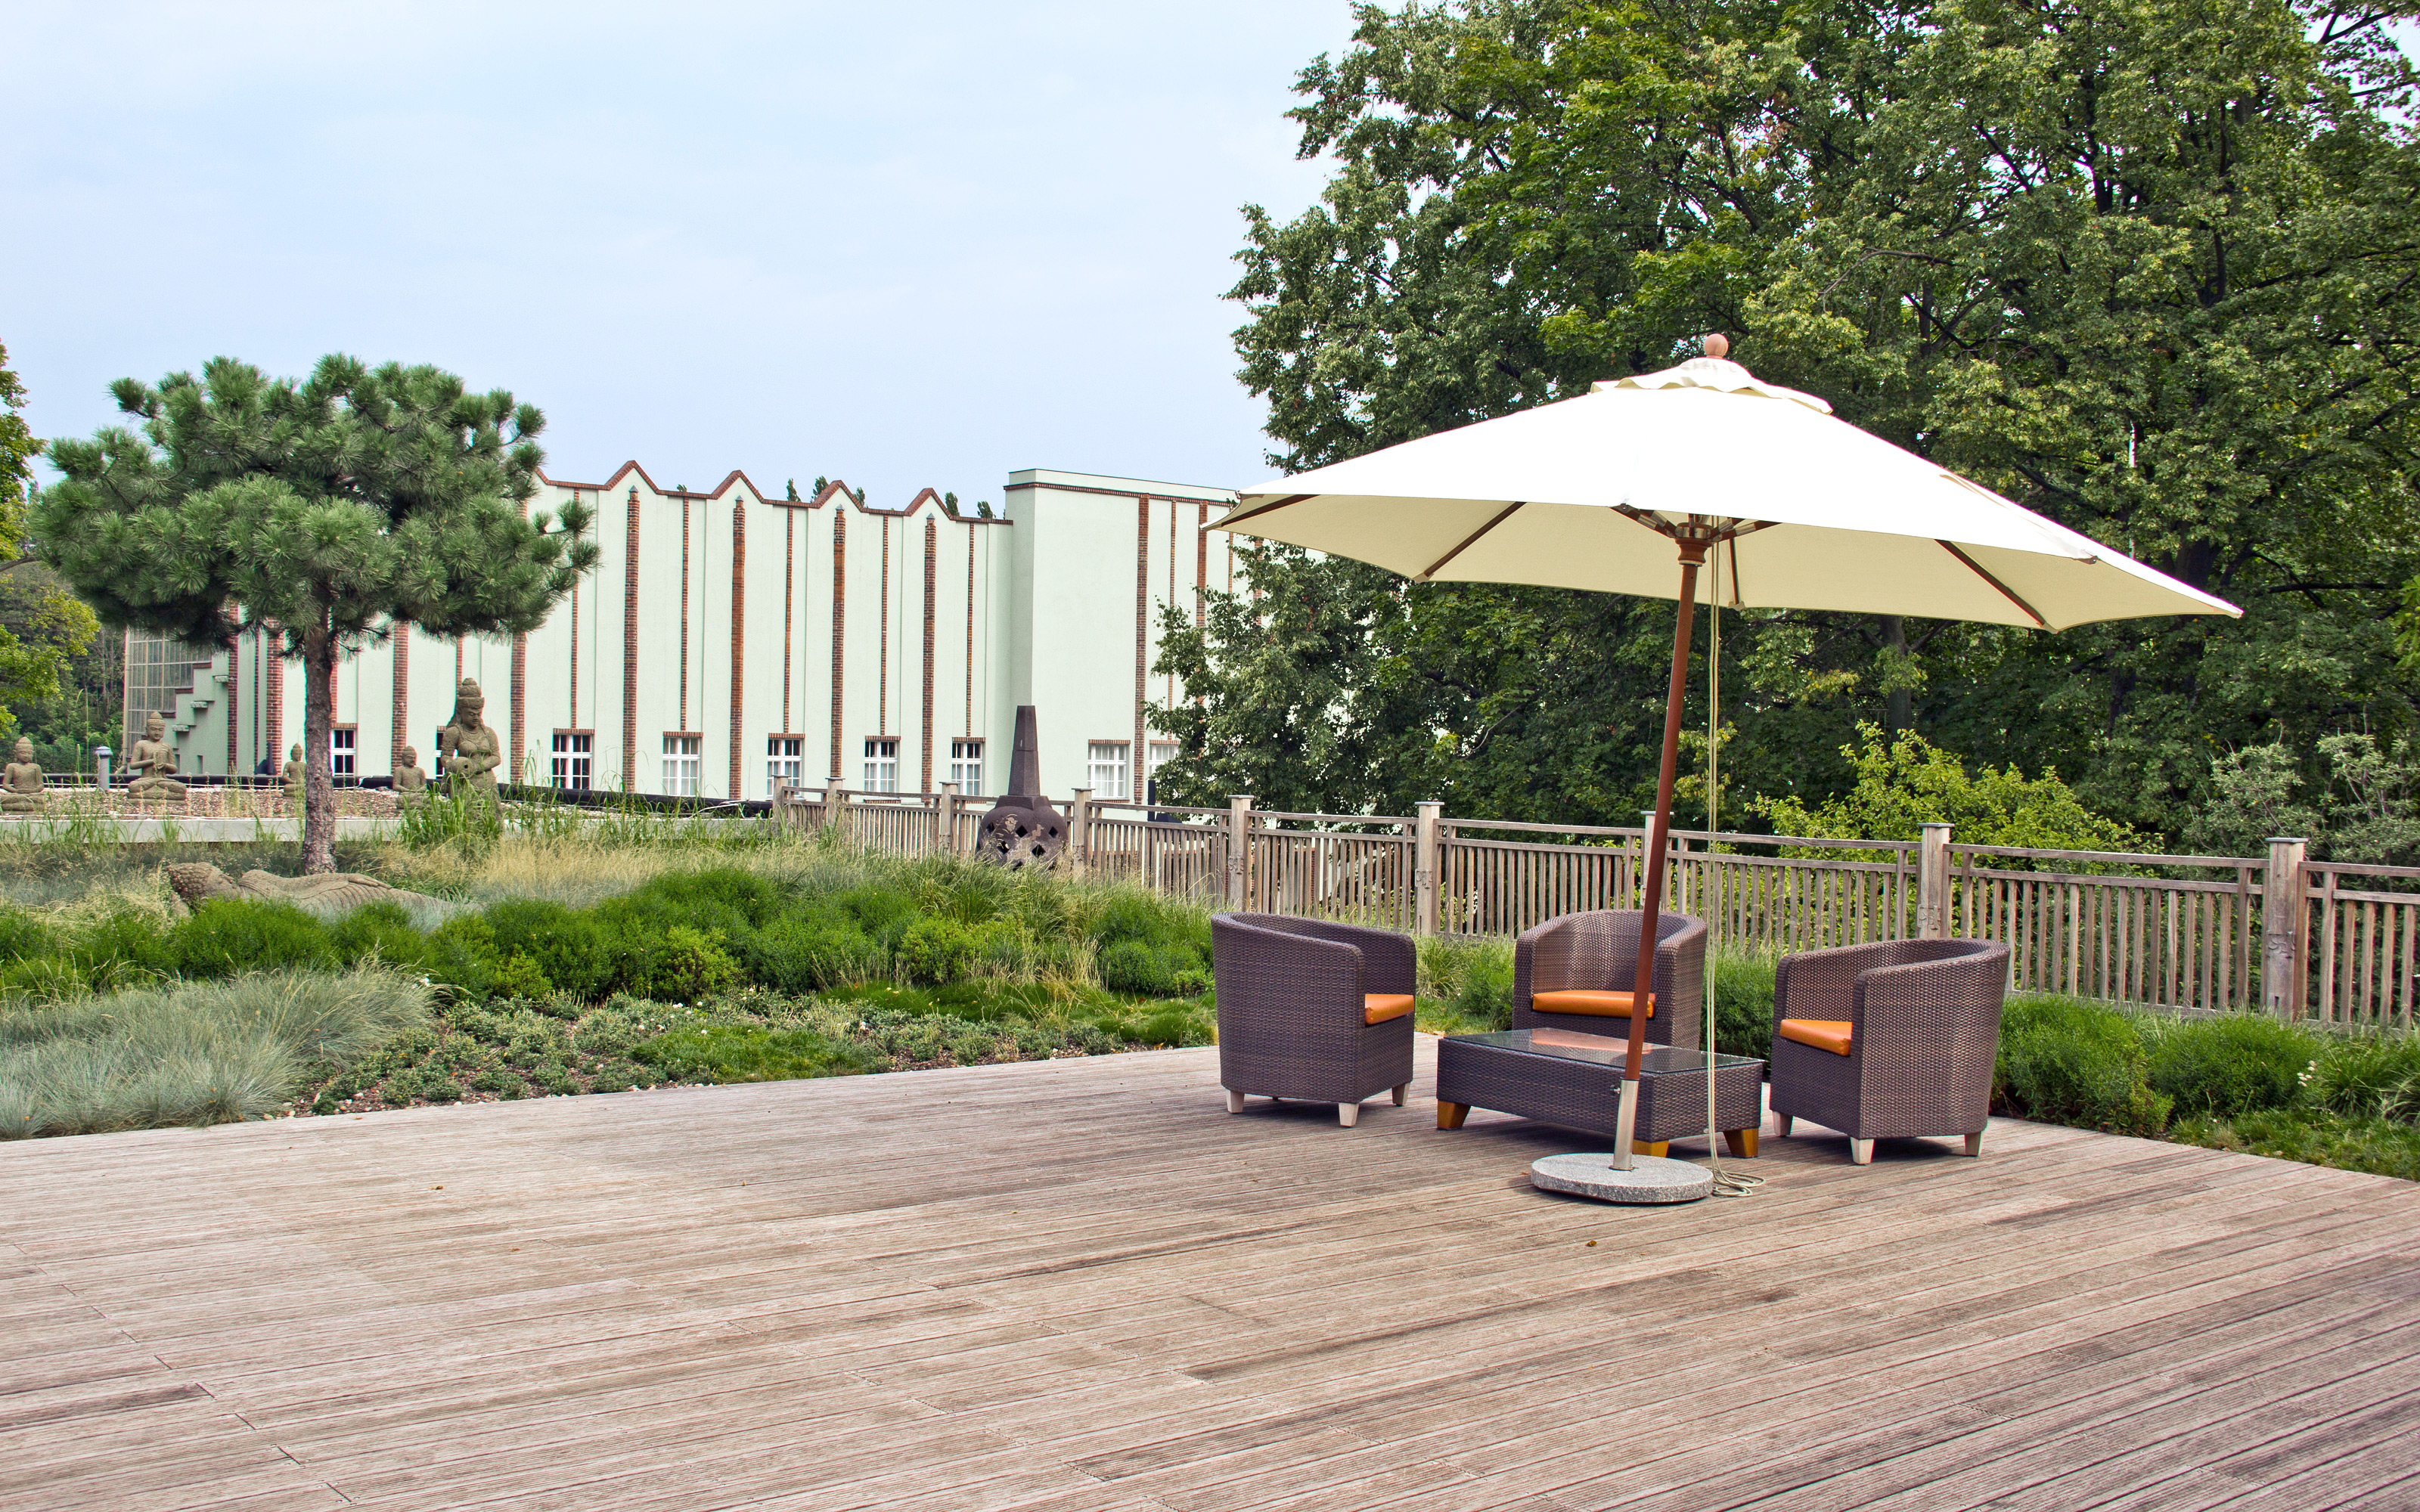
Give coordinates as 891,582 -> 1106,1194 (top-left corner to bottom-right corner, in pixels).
302,623 -> 337,874
1881,615 -> 1913,734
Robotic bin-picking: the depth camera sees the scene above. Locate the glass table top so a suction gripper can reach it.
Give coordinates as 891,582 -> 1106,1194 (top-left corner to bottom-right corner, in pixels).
1445,1029 -> 1763,1074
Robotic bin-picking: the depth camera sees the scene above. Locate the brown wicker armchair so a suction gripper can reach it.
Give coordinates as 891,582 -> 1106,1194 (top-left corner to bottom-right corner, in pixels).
1769,937 -> 2011,1164
1212,913 -> 1416,1127
1513,910 -> 1705,1052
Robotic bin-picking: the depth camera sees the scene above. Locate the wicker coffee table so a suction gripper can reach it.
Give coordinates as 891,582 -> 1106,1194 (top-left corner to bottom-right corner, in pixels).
1435,1029 -> 1767,1156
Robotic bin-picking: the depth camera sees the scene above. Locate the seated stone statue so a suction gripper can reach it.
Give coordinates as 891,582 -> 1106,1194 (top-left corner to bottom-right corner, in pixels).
165,861 -> 456,920
437,678 -> 502,795
394,745 -> 428,794
280,742 -> 305,791
2,737 -> 45,813
123,713 -> 187,803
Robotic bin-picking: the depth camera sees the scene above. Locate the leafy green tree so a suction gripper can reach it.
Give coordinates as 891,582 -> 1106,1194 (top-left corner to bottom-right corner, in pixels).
0,342 -> 101,741
1754,723 -> 2148,852
1199,0 -> 2420,841
2186,732 -> 2420,865
36,356 -> 597,871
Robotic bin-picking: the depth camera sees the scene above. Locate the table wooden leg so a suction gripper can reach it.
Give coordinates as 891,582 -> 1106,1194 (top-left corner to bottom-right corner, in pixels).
1437,1101 -> 1469,1130
1723,1127 -> 1760,1158
1631,1139 -> 1668,1157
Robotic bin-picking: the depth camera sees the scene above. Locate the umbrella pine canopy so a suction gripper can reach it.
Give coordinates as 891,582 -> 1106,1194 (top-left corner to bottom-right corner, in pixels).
1215,337 -> 2239,1170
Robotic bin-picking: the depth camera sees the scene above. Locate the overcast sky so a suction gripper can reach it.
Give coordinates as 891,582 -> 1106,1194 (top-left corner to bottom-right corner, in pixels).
3,2 -> 1362,507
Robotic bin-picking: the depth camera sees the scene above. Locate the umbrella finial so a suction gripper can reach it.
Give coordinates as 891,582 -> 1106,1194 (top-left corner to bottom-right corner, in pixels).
1702,333 -> 1730,359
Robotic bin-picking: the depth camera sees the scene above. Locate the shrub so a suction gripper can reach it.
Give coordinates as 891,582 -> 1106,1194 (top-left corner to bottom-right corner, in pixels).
619,925 -> 739,1001
491,953 -> 554,1001
738,912 -> 885,992
1416,935 -> 1513,1029
2305,1033 -> 2420,1124
897,916 -> 975,986
1711,950 -> 1776,1060
1996,996 -> 2171,1136
169,900 -> 340,979
0,907 -> 54,963
64,908 -> 176,990
2145,1014 -> 2314,1119
1097,937 -> 1209,997
424,913 -> 502,998
837,885 -> 921,949
633,1022 -> 880,1083
483,898 -> 614,999
326,900 -> 436,973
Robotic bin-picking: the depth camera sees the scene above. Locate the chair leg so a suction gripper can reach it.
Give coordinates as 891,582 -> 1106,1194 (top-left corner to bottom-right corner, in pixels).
1723,1128 -> 1760,1159
1225,1089 -> 1246,1114
1776,1114 -> 1793,1138
1849,1138 -> 1873,1166
1965,1129 -> 1984,1157
1437,1101 -> 1469,1130
1392,1082 -> 1408,1107
1338,1101 -> 1360,1128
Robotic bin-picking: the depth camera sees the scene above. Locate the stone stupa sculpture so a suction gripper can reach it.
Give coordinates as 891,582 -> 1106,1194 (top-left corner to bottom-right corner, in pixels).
975,706 -> 1065,870
2,737 -> 46,813
437,678 -> 502,795
123,713 -> 188,804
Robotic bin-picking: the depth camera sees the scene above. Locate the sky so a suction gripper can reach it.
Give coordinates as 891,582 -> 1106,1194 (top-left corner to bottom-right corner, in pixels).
2,2 -> 1364,508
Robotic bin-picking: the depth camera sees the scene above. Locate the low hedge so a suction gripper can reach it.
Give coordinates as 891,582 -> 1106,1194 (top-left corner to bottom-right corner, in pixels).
0,862 -> 1217,1012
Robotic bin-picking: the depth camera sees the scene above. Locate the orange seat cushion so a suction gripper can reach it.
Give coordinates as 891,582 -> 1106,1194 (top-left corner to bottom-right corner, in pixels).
1778,1018 -> 1853,1055
1364,993 -> 1416,1025
1531,990 -> 1653,1019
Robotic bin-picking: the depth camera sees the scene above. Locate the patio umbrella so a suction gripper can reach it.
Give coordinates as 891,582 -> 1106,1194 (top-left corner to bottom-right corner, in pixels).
1213,336 -> 2239,1179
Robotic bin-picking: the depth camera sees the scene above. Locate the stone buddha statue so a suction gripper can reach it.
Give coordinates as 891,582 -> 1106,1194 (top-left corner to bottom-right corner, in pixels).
395,744 -> 428,793
280,742 -> 305,791
2,737 -> 45,813
437,678 -> 501,795
123,713 -> 187,802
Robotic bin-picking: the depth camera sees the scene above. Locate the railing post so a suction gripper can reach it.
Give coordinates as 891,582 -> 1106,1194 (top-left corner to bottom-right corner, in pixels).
936,782 -> 957,857
1069,787 -> 1093,878
1227,795 -> 1253,910
1918,822 -> 1952,939
2263,836 -> 2310,1020
1415,800 -> 1441,937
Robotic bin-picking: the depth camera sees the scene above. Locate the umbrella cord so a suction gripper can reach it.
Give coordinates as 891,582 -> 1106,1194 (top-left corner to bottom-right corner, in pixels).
1705,545 -> 1761,1200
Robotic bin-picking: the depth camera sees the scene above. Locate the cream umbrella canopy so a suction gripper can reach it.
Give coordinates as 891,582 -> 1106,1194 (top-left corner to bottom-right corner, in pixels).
1213,336 -> 2240,1173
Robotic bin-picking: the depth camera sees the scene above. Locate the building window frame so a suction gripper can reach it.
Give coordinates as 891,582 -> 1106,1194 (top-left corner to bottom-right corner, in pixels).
1087,740 -> 1131,801
662,732 -> 701,798
330,724 -> 357,778
551,729 -> 594,792
949,738 -> 983,795
766,733 -> 804,795
862,737 -> 899,794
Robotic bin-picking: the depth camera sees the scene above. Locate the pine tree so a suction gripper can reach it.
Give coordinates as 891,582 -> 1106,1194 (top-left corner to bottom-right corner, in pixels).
36,355 -> 597,871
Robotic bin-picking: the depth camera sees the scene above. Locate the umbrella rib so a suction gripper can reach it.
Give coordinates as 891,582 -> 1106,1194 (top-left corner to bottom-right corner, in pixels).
1936,541 -> 2050,628
1221,493 -> 1314,527
1416,501 -> 1525,581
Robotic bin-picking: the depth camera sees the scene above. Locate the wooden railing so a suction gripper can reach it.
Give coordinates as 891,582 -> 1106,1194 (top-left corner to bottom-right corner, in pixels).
767,782 -> 2415,1028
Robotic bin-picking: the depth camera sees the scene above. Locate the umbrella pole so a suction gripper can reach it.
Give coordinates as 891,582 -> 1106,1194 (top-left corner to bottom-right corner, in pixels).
1613,541 -> 1705,1171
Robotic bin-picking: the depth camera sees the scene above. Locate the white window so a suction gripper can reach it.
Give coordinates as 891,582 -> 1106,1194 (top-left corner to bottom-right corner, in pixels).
662,734 -> 700,797
1087,741 -> 1130,801
551,731 -> 592,791
863,737 -> 898,793
330,727 -> 356,777
1148,741 -> 1178,776
767,736 -> 802,795
950,739 -> 982,794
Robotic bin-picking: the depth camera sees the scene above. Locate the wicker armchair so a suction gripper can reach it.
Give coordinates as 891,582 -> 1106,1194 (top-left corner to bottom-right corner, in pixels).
1212,913 -> 1416,1126
1513,910 -> 1705,1052
1769,937 -> 2011,1164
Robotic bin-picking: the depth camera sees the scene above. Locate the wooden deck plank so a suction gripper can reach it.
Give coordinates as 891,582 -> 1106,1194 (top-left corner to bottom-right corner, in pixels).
2,1037 -> 2414,1510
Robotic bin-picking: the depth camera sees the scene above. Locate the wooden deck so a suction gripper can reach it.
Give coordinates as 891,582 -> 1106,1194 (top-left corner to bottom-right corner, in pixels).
5,1036 -> 2418,1511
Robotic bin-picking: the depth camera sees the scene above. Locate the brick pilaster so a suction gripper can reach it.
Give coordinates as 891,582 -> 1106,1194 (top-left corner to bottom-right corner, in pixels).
622,485 -> 639,792
729,497 -> 746,800
390,622 -> 410,773
921,516 -> 936,792
1134,497 -> 1149,791
829,510 -> 846,781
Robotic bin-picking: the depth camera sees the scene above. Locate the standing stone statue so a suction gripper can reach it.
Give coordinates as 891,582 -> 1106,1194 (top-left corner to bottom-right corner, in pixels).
2,737 -> 45,813
437,678 -> 501,795
123,713 -> 188,803
280,742 -> 306,791
394,745 -> 428,794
